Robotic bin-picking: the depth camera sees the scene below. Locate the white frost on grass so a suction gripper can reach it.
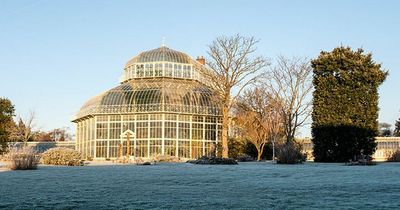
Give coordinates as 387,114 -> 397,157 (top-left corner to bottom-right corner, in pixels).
0,162 -> 400,209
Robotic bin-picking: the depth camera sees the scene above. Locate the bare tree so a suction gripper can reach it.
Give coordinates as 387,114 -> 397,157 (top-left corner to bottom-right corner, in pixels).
235,87 -> 284,161
266,56 -> 313,143
15,110 -> 37,145
235,103 -> 266,161
202,34 -> 269,158
266,94 -> 285,161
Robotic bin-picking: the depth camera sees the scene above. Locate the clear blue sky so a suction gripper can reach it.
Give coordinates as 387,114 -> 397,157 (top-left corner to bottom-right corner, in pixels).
1,0 -> 399,137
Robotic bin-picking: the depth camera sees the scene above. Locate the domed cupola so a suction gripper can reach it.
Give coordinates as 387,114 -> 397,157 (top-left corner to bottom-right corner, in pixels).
120,46 -> 207,84
74,46 -> 218,121
125,46 -> 192,65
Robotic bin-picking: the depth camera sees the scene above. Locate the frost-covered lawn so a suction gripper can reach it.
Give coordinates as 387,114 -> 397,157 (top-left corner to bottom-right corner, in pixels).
1,162 -> 399,209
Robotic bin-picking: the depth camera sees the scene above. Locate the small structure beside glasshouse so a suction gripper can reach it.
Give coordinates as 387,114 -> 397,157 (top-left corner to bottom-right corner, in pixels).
72,46 -> 222,160
300,137 -> 400,162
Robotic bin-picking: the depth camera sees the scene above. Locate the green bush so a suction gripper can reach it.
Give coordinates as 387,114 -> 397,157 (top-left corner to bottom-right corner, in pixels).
41,147 -> 82,166
387,150 -> 400,162
227,137 -> 246,158
276,142 -> 306,164
6,146 -> 40,170
224,137 -> 271,160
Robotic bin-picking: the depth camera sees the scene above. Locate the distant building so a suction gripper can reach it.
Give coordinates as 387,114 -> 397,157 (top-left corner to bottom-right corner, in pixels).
299,137 -> 400,161
72,46 -> 221,160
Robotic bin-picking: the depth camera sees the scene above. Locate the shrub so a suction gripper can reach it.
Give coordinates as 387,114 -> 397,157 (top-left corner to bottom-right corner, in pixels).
236,154 -> 254,162
151,154 -> 181,162
387,150 -> 400,162
276,142 -> 306,164
6,146 -> 40,170
227,137 -> 246,158
222,138 -> 271,160
41,147 -> 82,166
187,156 -> 238,165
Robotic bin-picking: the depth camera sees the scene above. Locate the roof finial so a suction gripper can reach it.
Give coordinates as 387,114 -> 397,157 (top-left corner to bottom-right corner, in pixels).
161,37 -> 166,47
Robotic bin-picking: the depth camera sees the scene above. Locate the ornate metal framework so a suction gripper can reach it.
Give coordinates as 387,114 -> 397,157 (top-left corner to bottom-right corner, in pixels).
73,47 -> 222,160
120,46 -> 210,85
75,78 -> 219,119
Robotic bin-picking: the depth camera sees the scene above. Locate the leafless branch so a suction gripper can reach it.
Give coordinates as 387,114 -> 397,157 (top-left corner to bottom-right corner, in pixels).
265,56 -> 313,143
199,34 -> 270,158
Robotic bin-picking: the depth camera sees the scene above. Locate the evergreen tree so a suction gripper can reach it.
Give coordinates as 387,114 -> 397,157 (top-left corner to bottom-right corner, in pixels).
311,47 -> 387,162
394,118 -> 400,137
378,122 -> 392,137
0,98 -> 15,154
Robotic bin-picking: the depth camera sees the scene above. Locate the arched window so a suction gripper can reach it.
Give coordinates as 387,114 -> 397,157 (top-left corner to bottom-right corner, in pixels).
136,64 -> 144,77
155,63 -> 163,76
145,64 -> 154,77
165,63 -> 173,77
187,66 -> 192,78
174,64 -> 182,77
183,65 -> 192,78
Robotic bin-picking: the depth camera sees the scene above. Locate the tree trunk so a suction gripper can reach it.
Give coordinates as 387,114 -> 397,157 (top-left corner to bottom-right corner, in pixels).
272,140 -> 276,162
221,105 -> 229,158
257,148 -> 262,161
286,132 -> 294,144
257,143 -> 266,161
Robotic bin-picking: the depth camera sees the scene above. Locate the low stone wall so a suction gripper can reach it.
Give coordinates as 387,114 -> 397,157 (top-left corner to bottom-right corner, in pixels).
298,137 -> 400,162
8,141 -> 75,153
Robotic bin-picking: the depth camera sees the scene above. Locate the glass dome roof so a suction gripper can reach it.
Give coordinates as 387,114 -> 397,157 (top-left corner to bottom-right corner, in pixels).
125,46 -> 193,67
74,78 -> 220,120
73,47 -> 219,121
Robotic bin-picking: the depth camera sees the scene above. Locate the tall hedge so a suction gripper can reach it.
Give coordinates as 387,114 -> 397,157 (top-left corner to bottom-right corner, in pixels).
394,118 -> 400,137
0,98 -> 15,155
311,47 -> 387,162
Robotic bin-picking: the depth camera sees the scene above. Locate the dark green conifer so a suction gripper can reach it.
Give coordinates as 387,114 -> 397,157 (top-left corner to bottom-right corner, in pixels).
311,47 -> 387,162
394,118 -> 400,137
0,98 -> 15,154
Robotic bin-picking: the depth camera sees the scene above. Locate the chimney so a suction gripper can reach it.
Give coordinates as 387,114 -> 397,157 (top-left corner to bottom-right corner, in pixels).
196,56 -> 205,65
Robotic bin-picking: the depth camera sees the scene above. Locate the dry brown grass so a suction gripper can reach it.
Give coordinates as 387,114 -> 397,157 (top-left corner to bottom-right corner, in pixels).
5,146 -> 40,170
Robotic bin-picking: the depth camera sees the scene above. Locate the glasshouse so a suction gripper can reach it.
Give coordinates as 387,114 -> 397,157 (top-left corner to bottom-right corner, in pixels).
72,46 -> 222,160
